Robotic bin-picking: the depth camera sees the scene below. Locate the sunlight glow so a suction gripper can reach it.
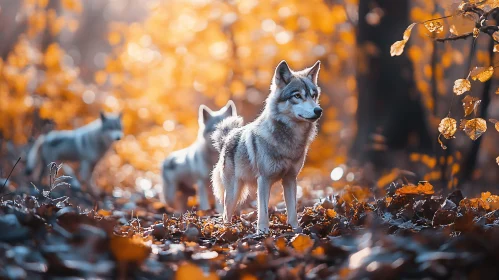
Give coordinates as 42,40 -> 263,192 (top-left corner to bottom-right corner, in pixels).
330,167 -> 344,181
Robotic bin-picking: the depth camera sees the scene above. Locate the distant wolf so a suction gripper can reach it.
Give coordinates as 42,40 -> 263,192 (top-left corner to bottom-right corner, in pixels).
161,100 -> 237,212
211,60 -> 322,233
25,112 -> 123,195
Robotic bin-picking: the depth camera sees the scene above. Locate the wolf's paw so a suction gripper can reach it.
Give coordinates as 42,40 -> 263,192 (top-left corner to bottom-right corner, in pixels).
292,226 -> 303,233
256,226 -> 270,235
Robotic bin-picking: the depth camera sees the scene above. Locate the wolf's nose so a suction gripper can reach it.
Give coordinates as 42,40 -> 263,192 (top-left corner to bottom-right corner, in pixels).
314,107 -> 323,117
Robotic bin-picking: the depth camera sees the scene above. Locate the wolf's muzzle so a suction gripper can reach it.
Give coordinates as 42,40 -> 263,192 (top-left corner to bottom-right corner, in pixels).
314,107 -> 323,117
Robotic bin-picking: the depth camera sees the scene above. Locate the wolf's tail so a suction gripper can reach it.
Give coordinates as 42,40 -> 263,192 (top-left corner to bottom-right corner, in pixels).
25,136 -> 44,176
211,116 -> 243,152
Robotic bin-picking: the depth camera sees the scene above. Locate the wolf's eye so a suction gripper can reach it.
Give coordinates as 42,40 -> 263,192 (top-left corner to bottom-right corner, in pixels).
293,93 -> 301,99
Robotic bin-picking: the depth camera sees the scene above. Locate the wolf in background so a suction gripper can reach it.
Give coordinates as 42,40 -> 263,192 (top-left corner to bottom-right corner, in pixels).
161,100 -> 237,212
25,112 -> 123,195
211,60 -> 322,233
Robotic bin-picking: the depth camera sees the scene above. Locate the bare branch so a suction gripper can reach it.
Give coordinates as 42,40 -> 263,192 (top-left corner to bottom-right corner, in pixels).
435,32 -> 474,42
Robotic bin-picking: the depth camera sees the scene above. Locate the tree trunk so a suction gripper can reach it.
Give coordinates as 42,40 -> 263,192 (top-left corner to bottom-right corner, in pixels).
350,0 -> 432,167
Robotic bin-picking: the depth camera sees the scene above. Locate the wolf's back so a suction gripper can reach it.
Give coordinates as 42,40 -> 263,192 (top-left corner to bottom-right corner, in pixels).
25,135 -> 45,175
211,116 -> 243,152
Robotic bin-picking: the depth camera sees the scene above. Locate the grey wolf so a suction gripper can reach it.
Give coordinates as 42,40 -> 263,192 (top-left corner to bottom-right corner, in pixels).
25,112 -> 123,195
211,60 -> 322,233
161,100 -> 237,212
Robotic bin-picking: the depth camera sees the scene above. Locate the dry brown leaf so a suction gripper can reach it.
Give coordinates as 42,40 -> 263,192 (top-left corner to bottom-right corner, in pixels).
326,209 -> 337,218
395,181 -> 435,196
470,66 -> 494,82
390,40 -> 407,57
424,20 -> 444,33
453,79 -> 471,95
460,118 -> 487,140
290,233 -> 314,254
489,119 -> 499,132
462,96 -> 481,117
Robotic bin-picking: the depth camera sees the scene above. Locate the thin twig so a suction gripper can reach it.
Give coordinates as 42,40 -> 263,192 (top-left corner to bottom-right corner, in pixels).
435,32 -> 474,42
1,157 -> 20,190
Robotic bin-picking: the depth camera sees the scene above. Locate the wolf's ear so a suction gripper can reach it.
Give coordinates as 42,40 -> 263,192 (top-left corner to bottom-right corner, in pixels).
199,105 -> 213,124
306,60 -> 321,84
273,60 -> 293,88
99,111 -> 107,121
224,100 -> 237,117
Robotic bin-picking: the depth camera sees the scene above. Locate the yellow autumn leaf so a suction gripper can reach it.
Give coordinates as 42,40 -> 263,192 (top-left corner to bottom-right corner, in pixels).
274,236 -> 287,252
473,27 -> 480,38
326,209 -> 337,218
460,118 -> 487,140
453,79 -> 471,95
403,23 -> 417,41
110,235 -> 150,263
311,246 -> 325,257
470,66 -> 494,82
489,119 -> 499,132
494,45 -> 499,53
462,96 -> 481,117
423,20 -> 444,33
176,262 -> 219,280
290,233 -> 314,254
438,117 -> 457,139
390,40 -> 406,56
395,181 -> 435,196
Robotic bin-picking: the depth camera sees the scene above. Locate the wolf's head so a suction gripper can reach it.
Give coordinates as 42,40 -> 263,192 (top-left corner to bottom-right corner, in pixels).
268,60 -> 322,123
100,111 -> 124,142
198,100 -> 237,146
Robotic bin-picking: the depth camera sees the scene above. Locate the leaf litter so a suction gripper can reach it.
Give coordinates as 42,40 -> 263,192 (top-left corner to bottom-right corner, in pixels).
3,171 -> 499,279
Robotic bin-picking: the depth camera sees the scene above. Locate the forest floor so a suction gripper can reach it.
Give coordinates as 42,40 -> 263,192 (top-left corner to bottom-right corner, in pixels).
1,165 -> 499,280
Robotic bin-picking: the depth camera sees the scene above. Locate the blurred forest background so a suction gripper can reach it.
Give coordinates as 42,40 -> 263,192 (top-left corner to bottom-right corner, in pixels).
1,0 -> 498,200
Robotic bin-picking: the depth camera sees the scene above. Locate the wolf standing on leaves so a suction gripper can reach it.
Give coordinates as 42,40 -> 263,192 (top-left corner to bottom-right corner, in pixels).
161,101 -> 237,212
25,112 -> 124,196
212,60 -> 322,233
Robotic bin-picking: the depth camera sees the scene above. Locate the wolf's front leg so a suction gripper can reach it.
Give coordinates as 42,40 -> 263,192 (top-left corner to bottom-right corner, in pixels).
197,179 -> 211,211
80,161 -> 99,197
257,176 -> 271,233
282,176 -> 299,230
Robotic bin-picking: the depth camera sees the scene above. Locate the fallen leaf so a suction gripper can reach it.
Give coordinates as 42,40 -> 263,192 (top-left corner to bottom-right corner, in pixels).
462,96 -> 481,117
291,234 -> 314,254
395,181 -> 435,196
326,209 -> 337,218
176,262 -> 219,280
453,79 -> 471,95
110,235 -> 150,263
470,66 -> 494,82
275,236 -> 287,252
460,118 -> 487,140
311,246 -> 325,257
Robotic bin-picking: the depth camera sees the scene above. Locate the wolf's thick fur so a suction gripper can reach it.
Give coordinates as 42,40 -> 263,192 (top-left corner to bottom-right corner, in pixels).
212,60 -> 322,232
161,100 -> 237,212
25,112 -> 123,195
